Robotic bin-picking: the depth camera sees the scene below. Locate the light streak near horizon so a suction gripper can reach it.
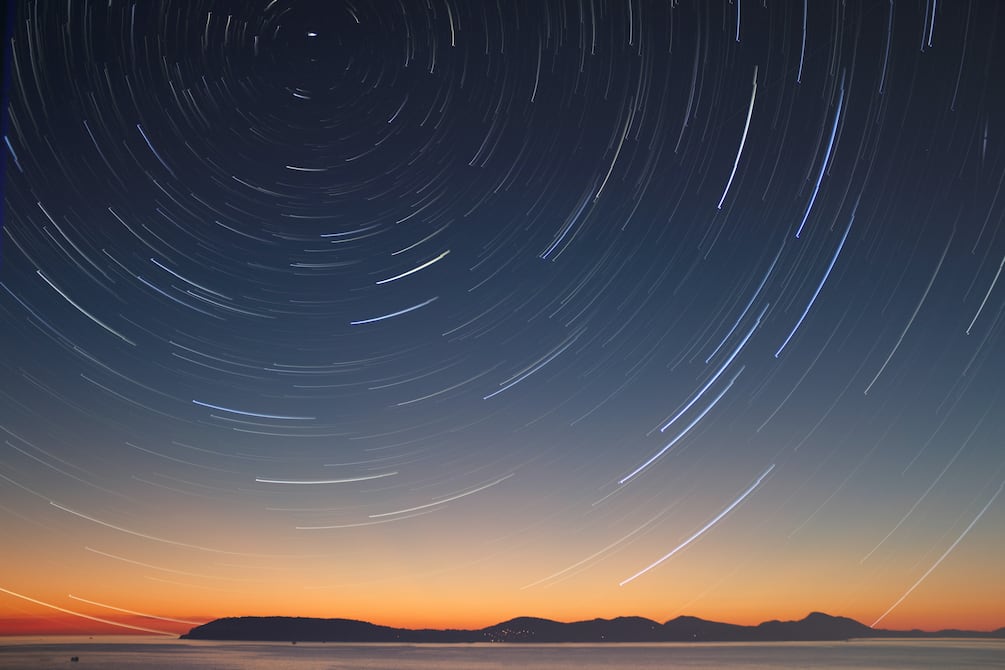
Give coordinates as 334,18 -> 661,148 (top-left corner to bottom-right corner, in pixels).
620,465 -> 776,586
83,547 -> 261,582
871,482 -> 1004,627
521,512 -> 666,590
49,502 -> 314,557
0,586 -> 175,635
68,595 -> 204,625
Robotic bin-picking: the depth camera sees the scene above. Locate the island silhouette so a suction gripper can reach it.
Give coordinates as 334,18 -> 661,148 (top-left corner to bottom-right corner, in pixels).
181,612 -> 1005,643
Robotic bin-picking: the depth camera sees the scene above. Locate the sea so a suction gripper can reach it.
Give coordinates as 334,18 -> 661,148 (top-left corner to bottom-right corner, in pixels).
0,636 -> 1002,669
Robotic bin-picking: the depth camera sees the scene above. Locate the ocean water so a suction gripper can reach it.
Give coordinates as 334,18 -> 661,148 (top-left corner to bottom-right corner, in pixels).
0,637 -> 1002,669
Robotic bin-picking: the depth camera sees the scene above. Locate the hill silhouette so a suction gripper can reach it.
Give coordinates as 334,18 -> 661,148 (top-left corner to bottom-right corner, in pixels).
181,612 -> 1005,642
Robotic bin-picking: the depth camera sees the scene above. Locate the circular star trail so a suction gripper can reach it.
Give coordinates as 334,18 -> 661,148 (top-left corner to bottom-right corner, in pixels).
1,0 -> 1003,632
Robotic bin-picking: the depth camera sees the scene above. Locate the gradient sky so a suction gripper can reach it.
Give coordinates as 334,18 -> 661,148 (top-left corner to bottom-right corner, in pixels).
2,0 -> 1004,637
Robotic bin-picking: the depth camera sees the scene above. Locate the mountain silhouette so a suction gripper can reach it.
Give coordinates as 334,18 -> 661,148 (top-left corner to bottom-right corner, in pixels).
181,611 -> 1004,642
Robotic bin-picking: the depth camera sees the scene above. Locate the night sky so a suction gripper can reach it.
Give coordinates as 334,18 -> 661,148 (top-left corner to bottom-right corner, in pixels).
2,0 -> 1004,636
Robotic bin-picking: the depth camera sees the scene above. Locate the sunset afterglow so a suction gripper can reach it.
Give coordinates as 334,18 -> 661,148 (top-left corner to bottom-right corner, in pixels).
2,0 -> 1003,639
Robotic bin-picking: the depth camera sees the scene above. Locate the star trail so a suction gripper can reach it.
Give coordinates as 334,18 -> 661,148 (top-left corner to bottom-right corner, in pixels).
1,0 -> 1003,635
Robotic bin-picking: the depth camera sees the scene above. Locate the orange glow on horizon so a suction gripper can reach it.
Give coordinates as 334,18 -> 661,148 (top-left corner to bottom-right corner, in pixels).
0,615 -> 188,637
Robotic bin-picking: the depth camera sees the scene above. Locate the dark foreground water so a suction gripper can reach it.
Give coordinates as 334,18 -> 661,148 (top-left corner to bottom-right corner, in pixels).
0,637 -> 1002,669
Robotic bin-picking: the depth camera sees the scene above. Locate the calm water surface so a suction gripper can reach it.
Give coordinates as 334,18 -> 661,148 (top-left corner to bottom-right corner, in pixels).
0,636 -> 1002,669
